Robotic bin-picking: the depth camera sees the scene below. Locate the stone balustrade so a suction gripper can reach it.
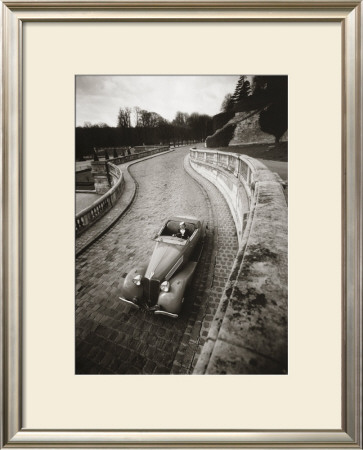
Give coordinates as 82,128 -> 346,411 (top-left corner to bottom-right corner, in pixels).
190,148 -> 288,374
106,145 -> 170,166
190,148 -> 261,246
75,163 -> 124,236
76,146 -> 171,237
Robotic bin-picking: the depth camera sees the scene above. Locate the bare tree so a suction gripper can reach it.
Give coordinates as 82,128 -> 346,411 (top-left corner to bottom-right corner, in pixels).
173,111 -> 189,127
133,106 -> 142,127
117,107 -> 132,128
220,93 -> 234,112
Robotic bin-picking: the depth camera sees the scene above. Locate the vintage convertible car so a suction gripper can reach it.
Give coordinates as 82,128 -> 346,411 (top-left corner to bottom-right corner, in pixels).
119,216 -> 204,318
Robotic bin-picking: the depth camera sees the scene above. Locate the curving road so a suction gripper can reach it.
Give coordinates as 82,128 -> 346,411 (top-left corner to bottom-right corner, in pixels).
76,146 -> 239,374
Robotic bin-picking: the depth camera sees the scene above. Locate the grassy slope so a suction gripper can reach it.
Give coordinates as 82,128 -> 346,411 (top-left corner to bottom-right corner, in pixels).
216,142 -> 288,162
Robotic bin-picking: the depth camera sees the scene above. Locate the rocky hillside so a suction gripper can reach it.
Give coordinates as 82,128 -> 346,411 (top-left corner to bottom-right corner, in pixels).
206,107 -> 288,148
207,75 -> 288,148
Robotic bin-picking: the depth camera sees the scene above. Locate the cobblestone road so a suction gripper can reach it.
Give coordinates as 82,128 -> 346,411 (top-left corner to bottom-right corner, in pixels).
76,146 -> 239,374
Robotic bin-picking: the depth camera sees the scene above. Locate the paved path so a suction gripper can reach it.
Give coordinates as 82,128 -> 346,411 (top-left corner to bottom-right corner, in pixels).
75,150 -> 174,256
75,146 -> 239,374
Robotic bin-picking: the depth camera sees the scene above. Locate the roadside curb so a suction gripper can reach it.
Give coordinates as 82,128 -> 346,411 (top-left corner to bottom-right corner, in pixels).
75,148 -> 175,258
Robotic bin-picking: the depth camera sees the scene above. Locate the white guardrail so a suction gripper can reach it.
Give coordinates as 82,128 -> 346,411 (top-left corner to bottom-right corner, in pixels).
189,148 -> 288,374
189,148 -> 285,246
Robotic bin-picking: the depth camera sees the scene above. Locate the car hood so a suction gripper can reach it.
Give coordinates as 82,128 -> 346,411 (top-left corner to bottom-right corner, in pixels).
145,241 -> 184,280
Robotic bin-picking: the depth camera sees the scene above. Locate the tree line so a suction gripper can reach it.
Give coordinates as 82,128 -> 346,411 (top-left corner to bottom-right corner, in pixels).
76,76 -> 287,160
76,108 -> 213,160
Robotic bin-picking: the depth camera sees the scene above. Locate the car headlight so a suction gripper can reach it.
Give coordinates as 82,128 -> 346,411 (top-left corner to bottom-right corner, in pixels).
160,281 -> 170,292
132,274 -> 142,286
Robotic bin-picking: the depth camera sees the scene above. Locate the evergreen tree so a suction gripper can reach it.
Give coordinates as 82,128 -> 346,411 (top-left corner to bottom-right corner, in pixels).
231,76 -> 245,102
231,76 -> 251,103
238,80 -> 251,100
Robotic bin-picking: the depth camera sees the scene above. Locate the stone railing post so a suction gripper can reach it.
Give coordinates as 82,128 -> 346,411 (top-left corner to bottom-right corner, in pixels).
91,161 -> 111,194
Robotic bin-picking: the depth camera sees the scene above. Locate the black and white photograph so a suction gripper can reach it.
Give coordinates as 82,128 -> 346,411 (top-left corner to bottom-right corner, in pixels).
75,75 -> 288,375
2,0 -> 362,445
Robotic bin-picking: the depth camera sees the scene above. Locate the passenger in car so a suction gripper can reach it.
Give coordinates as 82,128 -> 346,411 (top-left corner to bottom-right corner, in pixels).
173,221 -> 190,239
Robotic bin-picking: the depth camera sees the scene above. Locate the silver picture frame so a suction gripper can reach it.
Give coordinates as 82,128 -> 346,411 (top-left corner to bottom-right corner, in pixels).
2,1 -> 362,447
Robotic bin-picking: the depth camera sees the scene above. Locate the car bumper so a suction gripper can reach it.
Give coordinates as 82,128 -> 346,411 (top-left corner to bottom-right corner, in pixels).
154,309 -> 178,319
119,296 -> 139,309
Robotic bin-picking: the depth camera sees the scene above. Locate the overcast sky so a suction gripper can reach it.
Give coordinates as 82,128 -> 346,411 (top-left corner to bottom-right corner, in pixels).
76,75 -> 240,127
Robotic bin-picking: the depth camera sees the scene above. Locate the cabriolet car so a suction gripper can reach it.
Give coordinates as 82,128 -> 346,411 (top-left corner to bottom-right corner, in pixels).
119,216 -> 204,318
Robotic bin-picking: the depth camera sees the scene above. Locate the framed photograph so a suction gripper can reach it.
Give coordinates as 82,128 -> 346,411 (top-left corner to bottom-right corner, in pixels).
74,74 -> 288,376
2,0 -> 362,448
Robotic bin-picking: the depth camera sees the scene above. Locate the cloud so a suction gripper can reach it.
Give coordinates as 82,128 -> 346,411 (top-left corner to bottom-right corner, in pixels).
76,75 -> 239,126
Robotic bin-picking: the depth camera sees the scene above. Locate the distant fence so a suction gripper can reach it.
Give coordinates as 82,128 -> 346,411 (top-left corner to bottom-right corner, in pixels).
106,145 -> 170,165
75,163 -> 124,236
94,147 -> 129,158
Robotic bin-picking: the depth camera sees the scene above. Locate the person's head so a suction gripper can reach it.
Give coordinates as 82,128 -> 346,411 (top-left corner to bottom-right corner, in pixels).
179,221 -> 186,230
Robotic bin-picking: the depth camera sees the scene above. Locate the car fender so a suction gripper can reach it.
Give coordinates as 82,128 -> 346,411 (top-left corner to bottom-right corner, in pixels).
157,261 -> 197,314
120,265 -> 147,301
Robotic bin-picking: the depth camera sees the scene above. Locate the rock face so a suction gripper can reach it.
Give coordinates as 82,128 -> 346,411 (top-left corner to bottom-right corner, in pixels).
206,109 -> 275,148
229,110 -> 275,146
206,107 -> 288,148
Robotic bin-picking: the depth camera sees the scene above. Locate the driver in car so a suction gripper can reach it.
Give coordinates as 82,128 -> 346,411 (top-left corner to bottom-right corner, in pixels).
173,221 -> 190,239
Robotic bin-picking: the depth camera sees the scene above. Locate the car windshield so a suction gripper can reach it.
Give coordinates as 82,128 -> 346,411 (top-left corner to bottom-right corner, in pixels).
160,220 -> 196,237
154,235 -> 188,245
